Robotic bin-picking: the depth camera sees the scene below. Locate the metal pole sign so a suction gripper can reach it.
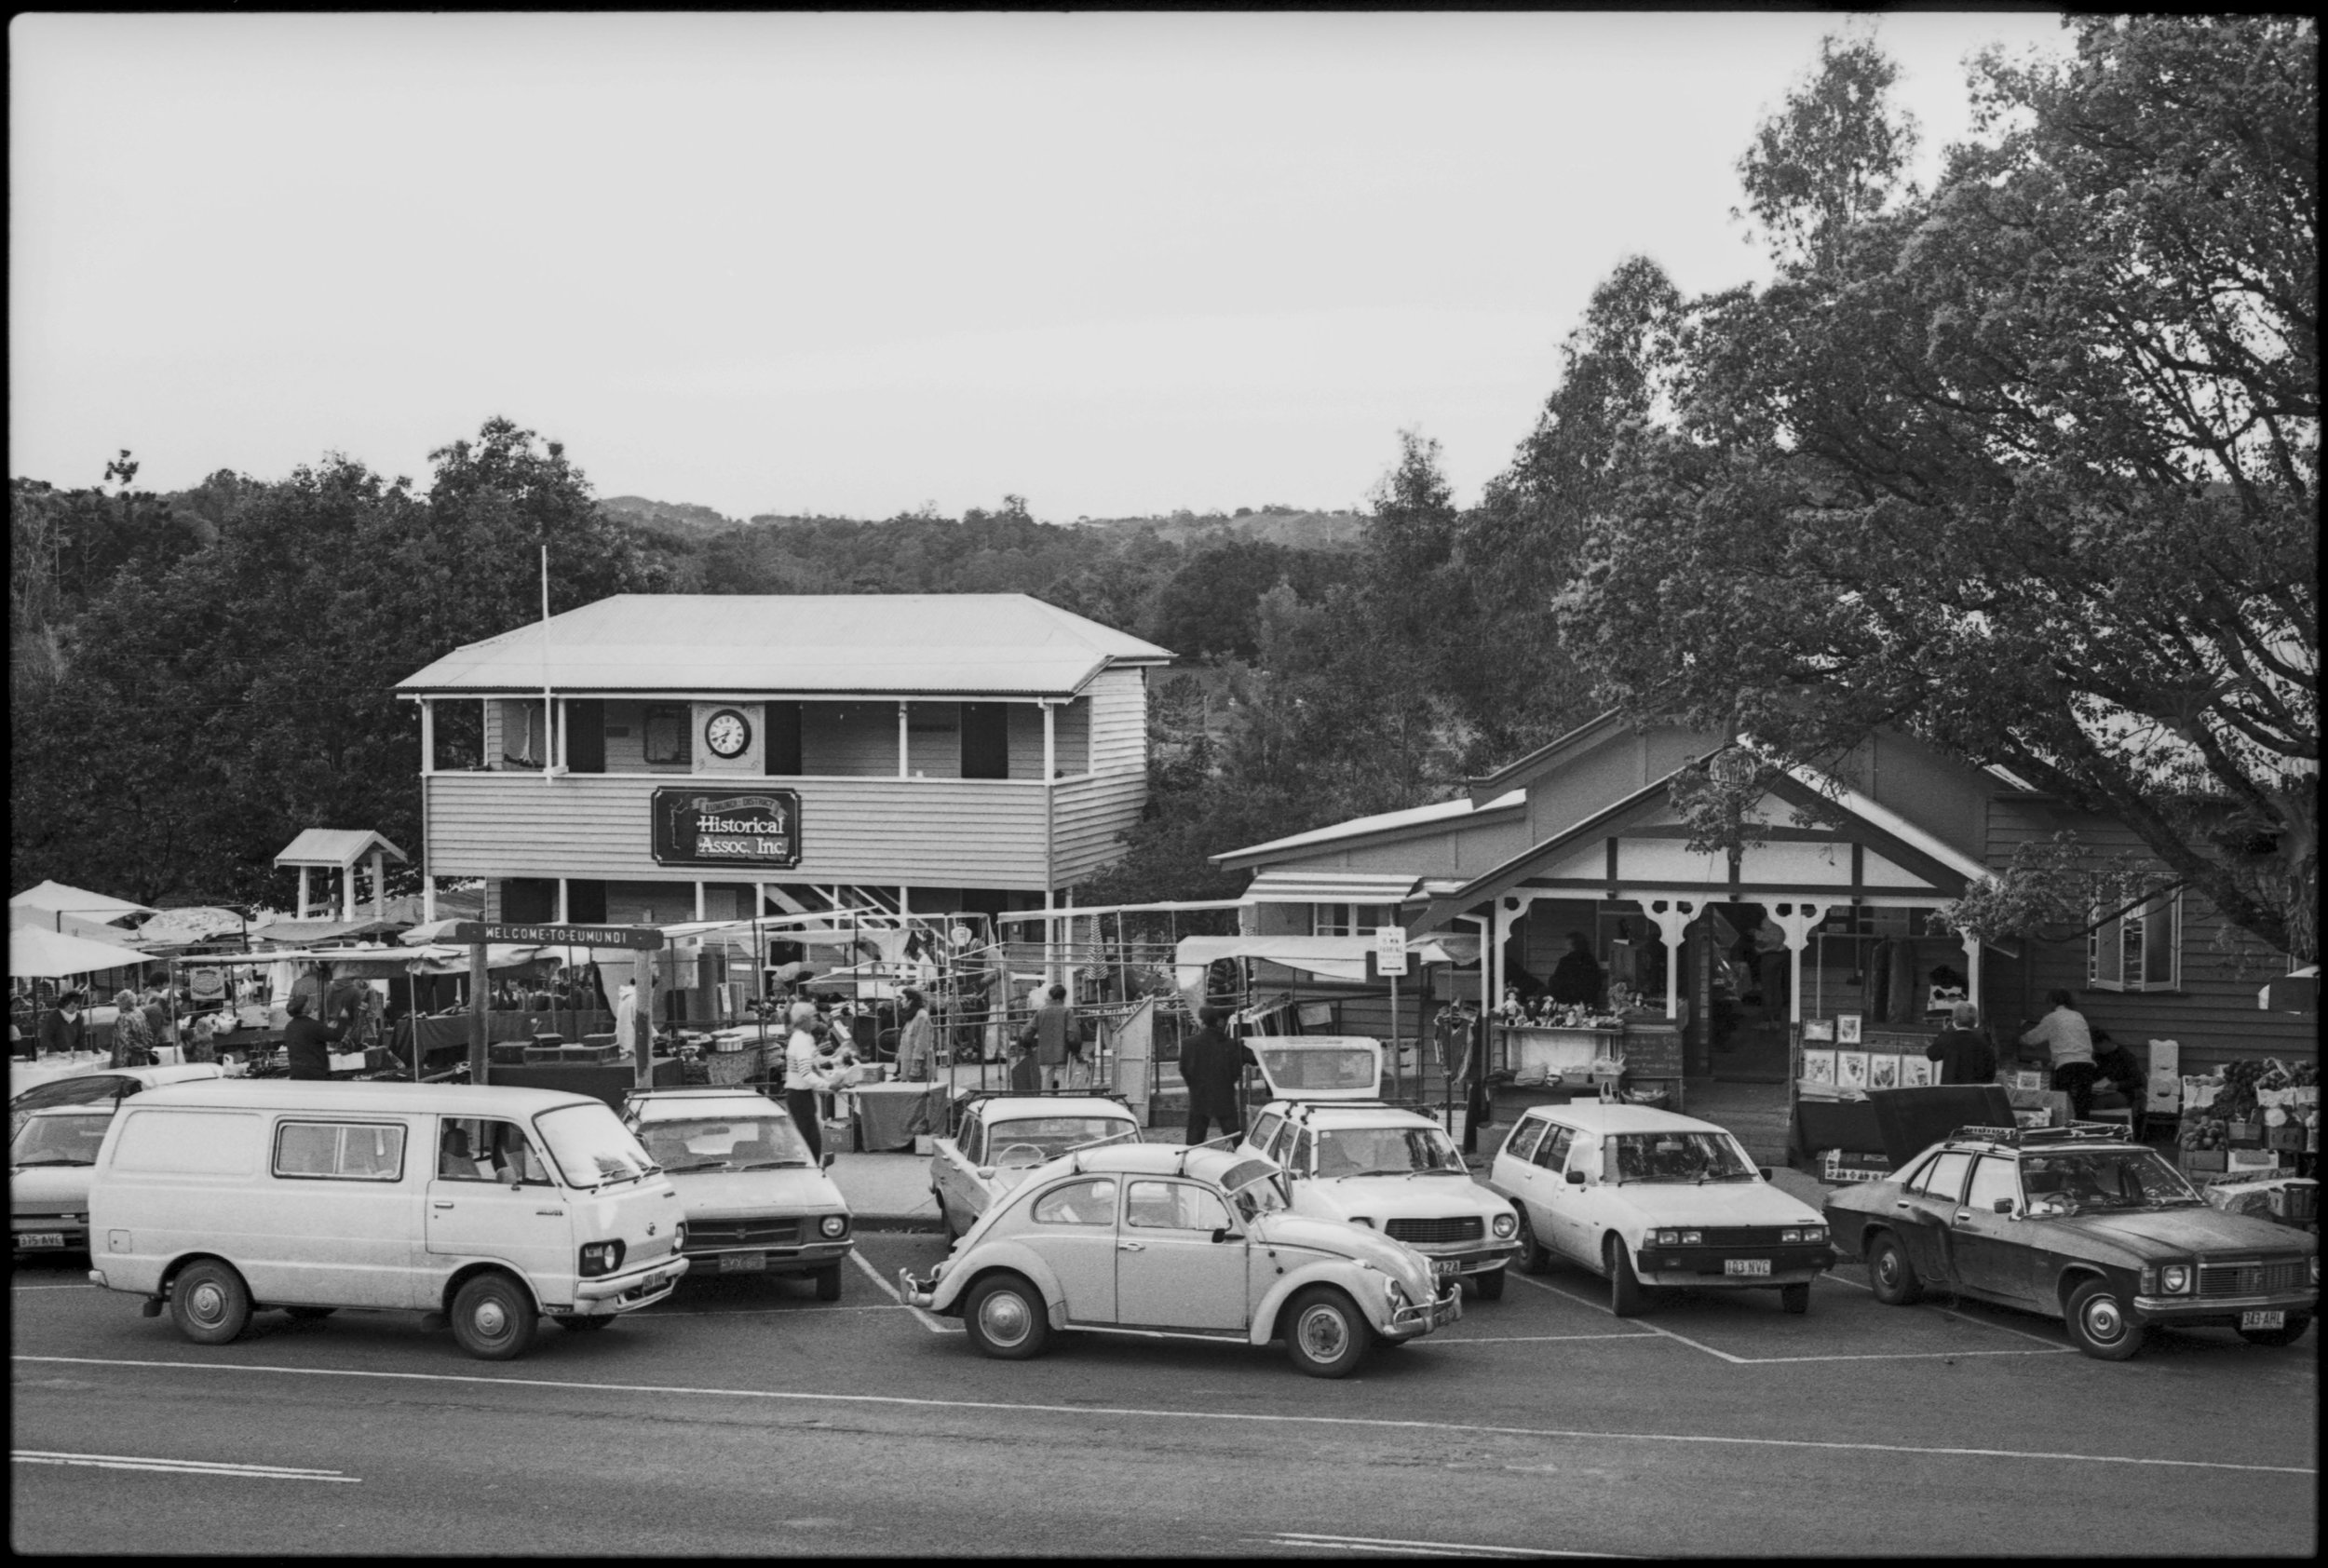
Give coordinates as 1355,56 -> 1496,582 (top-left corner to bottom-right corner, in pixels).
1374,926 -> 1409,977
450,921 -> 665,950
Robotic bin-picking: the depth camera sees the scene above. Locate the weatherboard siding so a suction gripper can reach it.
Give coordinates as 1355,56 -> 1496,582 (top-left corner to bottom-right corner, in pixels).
426,773 -> 1060,890
1087,667 -> 1146,775
1050,771 -> 1147,886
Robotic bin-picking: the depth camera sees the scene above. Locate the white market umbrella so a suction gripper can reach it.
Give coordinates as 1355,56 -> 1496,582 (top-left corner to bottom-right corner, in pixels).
9,880 -> 157,921
10,925 -> 152,980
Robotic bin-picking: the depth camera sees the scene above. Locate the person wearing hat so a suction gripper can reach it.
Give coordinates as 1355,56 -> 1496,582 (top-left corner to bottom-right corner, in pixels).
782,1001 -> 837,1157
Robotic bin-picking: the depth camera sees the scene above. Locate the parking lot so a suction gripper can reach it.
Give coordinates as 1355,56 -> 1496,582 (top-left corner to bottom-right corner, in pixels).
12,1232 -> 2316,1558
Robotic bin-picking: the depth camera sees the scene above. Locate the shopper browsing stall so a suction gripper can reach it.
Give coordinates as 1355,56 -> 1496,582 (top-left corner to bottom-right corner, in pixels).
2020,989 -> 2100,1117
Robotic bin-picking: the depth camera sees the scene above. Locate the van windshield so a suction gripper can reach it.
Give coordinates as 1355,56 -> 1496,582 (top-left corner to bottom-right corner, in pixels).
535,1102 -> 656,1188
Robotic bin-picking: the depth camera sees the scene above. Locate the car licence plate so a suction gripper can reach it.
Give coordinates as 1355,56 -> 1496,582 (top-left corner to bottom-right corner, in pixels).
19,1233 -> 65,1250
719,1252 -> 767,1274
2240,1310 -> 2285,1331
1725,1258 -> 1772,1277
1431,1259 -> 1458,1281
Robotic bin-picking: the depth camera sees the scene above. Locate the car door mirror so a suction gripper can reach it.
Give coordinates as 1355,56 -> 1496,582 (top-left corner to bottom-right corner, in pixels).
1992,1198 -> 2013,1214
1564,1169 -> 1586,1185
1211,1225 -> 1238,1244
821,1152 -> 836,1171
1758,1167 -> 1773,1182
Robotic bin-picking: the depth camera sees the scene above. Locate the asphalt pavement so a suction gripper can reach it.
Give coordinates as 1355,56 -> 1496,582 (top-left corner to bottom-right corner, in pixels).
11,1234 -> 2317,1558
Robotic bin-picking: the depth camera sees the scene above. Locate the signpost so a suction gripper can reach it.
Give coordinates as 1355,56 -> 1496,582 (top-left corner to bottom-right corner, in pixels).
1375,927 -> 1408,1098
449,922 -> 666,1084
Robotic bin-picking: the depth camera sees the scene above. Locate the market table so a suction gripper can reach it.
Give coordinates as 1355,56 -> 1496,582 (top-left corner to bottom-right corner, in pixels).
853,1081 -> 945,1152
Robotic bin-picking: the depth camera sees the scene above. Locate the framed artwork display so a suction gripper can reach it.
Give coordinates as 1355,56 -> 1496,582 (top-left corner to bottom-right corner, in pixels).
1867,1053 -> 1900,1089
1901,1055 -> 1937,1088
1836,1012 -> 1863,1046
1801,1049 -> 1836,1086
1803,1019 -> 1837,1043
1838,1050 -> 1870,1089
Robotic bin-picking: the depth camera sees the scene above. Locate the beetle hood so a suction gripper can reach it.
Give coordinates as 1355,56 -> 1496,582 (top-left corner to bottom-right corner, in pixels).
1252,1211 -> 1434,1294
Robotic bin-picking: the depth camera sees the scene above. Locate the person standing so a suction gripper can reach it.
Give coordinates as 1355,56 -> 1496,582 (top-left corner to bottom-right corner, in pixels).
895,988 -> 934,1083
1028,983 -> 1080,1091
110,988 -> 155,1068
782,1001 -> 835,1158
1547,933 -> 1604,1008
2019,988 -> 2099,1117
282,993 -> 348,1081
1179,1005 -> 1257,1146
1924,1002 -> 1997,1086
1448,1003 -> 1492,1156
38,993 -> 87,1060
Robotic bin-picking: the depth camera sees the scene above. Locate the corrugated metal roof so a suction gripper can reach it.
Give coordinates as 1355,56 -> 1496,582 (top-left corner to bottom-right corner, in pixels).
274,829 -> 410,868
1213,790 -> 1525,866
396,594 -> 1174,697
1242,870 -> 1422,904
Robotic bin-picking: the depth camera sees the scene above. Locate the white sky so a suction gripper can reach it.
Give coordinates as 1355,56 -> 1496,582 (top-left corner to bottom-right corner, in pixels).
10,11 -> 2074,521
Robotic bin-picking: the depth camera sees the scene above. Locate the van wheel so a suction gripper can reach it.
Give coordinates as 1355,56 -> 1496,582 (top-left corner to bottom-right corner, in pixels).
1605,1237 -> 1644,1318
284,1306 -> 337,1322
1285,1287 -> 1373,1378
451,1273 -> 539,1361
555,1316 -> 614,1332
170,1259 -> 251,1345
812,1264 -> 844,1302
963,1274 -> 1050,1360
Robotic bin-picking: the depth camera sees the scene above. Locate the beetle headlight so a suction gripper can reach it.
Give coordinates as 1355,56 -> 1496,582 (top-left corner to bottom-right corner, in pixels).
1491,1212 -> 1518,1239
2159,1264 -> 2191,1294
820,1214 -> 848,1239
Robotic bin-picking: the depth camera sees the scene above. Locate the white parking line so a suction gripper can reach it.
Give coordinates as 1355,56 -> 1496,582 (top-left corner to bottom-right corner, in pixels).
647,1304 -> 926,1318
10,1284 -> 93,1291
1507,1272 -> 1753,1364
1264,1530 -> 1614,1558
847,1250 -> 963,1334
20,1355 -> 2308,1475
14,1449 -> 357,1482
1428,1332 -> 1665,1345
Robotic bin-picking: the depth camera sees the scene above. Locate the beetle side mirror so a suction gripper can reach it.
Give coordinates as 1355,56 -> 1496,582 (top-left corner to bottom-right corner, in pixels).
821,1153 -> 836,1171
1758,1167 -> 1773,1181
1211,1226 -> 1238,1244
1564,1169 -> 1586,1185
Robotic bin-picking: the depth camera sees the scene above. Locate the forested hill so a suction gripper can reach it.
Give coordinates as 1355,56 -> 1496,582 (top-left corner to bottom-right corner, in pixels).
598,494 -> 1367,551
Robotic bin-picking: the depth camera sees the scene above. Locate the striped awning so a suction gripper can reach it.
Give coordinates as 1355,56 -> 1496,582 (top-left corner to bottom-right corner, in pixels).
1242,870 -> 1422,905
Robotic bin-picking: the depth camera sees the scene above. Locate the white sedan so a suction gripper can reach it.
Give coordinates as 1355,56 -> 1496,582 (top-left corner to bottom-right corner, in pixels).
927,1093 -> 1143,1241
1489,1102 -> 1838,1316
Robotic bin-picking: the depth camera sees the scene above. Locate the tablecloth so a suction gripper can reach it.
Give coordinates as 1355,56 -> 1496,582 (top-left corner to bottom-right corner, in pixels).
854,1082 -> 945,1151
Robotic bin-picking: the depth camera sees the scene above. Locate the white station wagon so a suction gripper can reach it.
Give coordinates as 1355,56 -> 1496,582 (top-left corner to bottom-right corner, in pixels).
1236,1037 -> 1520,1299
1489,1102 -> 1838,1317
901,1142 -> 1459,1377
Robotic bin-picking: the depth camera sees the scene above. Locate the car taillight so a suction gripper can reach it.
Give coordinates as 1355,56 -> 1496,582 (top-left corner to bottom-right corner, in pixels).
579,1239 -> 626,1277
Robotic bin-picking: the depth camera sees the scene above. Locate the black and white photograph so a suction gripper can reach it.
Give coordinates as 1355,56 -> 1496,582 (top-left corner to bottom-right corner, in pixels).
9,10 -> 2317,1559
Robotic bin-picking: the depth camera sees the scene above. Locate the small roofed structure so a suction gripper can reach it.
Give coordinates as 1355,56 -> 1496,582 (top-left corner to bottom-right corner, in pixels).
274,829 -> 410,923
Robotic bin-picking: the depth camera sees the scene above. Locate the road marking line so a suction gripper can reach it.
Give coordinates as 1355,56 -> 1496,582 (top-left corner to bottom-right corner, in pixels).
847,1250 -> 962,1333
9,1284 -> 92,1291
1428,1332 -> 1665,1345
1507,1272 -> 1751,1363
13,1449 -> 357,1482
1733,1348 -> 2072,1364
645,1304 -> 926,1318
1270,1530 -> 1617,1558
18,1355 -> 2309,1476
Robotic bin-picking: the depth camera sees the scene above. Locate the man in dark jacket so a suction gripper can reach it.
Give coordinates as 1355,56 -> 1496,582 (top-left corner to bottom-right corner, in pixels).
1547,933 -> 1604,1007
282,993 -> 349,1080
1179,1006 -> 1257,1146
1924,1002 -> 1997,1086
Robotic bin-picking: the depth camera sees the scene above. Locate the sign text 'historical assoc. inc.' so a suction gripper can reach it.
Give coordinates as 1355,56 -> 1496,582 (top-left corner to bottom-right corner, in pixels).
651,787 -> 804,871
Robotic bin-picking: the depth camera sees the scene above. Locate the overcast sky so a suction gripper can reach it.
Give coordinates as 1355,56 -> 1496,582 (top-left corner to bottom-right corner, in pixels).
12,11 -> 2075,521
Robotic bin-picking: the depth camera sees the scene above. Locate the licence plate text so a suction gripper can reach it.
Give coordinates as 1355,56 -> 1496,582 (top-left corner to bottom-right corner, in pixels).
1725,1258 -> 1773,1277
2240,1310 -> 2285,1331
19,1234 -> 65,1250
719,1252 -> 767,1273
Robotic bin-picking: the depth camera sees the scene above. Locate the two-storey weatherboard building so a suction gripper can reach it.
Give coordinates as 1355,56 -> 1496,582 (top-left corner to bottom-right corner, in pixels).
396,594 -> 1172,928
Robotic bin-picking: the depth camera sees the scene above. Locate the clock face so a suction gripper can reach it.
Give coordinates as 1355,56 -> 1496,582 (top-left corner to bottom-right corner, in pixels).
704,708 -> 752,759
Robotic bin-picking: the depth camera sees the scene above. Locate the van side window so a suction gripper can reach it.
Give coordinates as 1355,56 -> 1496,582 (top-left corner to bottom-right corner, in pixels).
440,1118 -> 551,1184
275,1121 -> 407,1183
1536,1126 -> 1576,1171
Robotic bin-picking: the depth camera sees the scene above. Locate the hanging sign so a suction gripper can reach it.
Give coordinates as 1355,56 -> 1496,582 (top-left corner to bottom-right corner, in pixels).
450,921 -> 665,951
650,787 -> 803,871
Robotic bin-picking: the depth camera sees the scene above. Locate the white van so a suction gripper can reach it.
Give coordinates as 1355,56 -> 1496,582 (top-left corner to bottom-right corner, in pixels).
86,1080 -> 690,1359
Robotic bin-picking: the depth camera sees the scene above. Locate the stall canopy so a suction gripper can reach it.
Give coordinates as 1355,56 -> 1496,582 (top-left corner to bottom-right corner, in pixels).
9,903 -> 150,948
133,906 -> 250,947
1172,934 -> 1468,1005
10,925 -> 153,980
10,881 -> 157,923
249,917 -> 410,947
185,942 -> 560,978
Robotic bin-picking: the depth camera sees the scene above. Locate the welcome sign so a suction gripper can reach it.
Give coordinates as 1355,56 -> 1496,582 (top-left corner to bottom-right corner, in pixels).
651,787 -> 803,870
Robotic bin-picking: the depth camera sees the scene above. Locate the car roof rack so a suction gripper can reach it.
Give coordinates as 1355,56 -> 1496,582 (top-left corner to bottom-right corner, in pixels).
954,1087 -> 1132,1110
1950,1122 -> 2132,1148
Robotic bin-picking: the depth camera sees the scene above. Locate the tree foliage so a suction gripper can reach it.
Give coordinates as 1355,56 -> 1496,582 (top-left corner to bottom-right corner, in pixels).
1562,17 -> 2318,958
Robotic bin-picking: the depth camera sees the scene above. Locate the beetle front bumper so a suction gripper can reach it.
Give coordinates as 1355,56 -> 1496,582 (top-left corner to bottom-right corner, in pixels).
900,1267 -> 940,1310
1381,1285 -> 1463,1340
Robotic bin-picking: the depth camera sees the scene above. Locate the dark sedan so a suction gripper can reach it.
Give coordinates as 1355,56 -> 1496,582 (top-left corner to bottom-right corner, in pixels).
1824,1124 -> 2318,1359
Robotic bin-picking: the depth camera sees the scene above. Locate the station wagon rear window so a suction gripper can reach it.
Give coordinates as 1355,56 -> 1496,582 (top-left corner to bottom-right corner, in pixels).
275,1121 -> 407,1182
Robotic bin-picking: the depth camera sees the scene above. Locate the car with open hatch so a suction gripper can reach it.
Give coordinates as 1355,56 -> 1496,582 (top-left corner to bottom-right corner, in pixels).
86,1079 -> 688,1359
10,1060 -> 228,1139
1824,1122 -> 2320,1359
622,1087 -> 853,1299
927,1090 -> 1143,1241
900,1142 -> 1460,1377
1490,1101 -> 1836,1316
1236,1035 -> 1520,1299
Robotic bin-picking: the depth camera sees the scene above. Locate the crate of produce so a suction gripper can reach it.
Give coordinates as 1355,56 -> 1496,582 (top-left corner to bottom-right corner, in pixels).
2267,1126 -> 2307,1152
2226,1120 -> 2264,1146
2269,1181 -> 2318,1223
1820,1148 -> 1892,1184
2226,1147 -> 2281,1174
2179,1148 -> 2228,1173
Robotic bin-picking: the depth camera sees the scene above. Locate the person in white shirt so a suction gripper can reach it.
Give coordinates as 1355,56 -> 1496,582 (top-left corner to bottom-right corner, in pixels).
783,1001 -> 834,1157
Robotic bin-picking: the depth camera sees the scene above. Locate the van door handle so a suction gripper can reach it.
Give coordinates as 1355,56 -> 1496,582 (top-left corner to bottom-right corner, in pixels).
1953,1210 -> 1973,1222
535,1209 -> 565,1217
1117,1240 -> 1144,1252
433,1201 -> 454,1210
1893,1202 -> 1914,1212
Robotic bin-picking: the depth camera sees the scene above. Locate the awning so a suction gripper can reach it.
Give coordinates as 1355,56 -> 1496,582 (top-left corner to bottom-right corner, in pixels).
133,907 -> 250,946
9,926 -> 153,980
1242,871 -> 1422,905
1172,934 -> 1466,1003
9,904 -> 150,949
249,917 -> 410,947
173,942 -> 559,977
9,880 -> 157,920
